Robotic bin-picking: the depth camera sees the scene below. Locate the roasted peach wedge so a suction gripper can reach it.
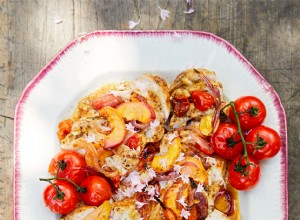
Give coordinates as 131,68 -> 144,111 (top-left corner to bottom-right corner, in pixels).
99,106 -> 126,149
199,113 -> 220,136
163,180 -> 189,219
178,156 -> 208,185
151,137 -> 181,173
214,190 -> 234,215
116,101 -> 155,124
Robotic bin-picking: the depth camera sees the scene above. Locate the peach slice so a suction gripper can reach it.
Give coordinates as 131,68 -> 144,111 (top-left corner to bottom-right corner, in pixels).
116,101 -> 155,124
99,106 -> 126,149
199,114 -> 220,136
163,208 -> 177,220
178,156 -> 208,185
214,190 -> 234,215
151,137 -> 181,173
163,180 -> 189,219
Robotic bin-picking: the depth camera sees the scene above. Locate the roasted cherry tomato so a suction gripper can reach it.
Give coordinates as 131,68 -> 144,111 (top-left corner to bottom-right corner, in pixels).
57,119 -> 73,141
228,155 -> 261,190
79,176 -> 112,206
229,96 -> 266,131
43,180 -> 78,215
190,90 -> 215,112
246,125 -> 281,160
126,134 -> 142,149
171,95 -> 190,117
211,123 -> 244,160
48,150 -> 87,185
92,94 -> 123,110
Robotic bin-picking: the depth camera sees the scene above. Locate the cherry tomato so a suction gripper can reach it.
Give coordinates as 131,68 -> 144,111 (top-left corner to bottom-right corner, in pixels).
229,96 -> 266,131
126,134 -> 142,149
57,119 -> 73,141
48,150 -> 87,185
92,94 -> 123,110
211,123 -> 244,160
171,95 -> 190,117
43,180 -> 78,215
228,155 -> 261,190
246,125 -> 281,160
190,91 -> 215,112
79,176 -> 112,206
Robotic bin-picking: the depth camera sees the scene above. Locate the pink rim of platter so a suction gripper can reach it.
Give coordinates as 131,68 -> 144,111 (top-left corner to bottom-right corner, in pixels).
14,30 -> 288,220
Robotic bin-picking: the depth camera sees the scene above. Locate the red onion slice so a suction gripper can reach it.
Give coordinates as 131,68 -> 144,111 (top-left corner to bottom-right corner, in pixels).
130,120 -> 150,130
190,132 -> 214,155
195,69 -> 221,135
154,171 -> 180,181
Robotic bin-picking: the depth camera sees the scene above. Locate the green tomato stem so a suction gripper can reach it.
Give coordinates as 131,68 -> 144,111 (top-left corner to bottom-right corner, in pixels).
39,177 -> 84,192
229,101 -> 250,175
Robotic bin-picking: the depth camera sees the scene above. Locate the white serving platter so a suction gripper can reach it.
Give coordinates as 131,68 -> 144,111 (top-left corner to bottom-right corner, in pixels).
14,30 -> 288,220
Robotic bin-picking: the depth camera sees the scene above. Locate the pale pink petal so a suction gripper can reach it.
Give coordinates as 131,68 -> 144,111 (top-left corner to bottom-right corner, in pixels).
126,122 -> 137,133
177,196 -> 187,207
159,7 -> 170,20
167,133 -> 177,142
176,152 -> 185,162
128,19 -> 140,30
196,183 -> 204,193
54,16 -> 63,24
180,173 -> 190,183
173,31 -> 182,38
173,164 -> 181,174
180,209 -> 191,219
147,168 -> 157,179
184,8 -> 195,14
77,32 -> 87,37
136,201 -> 147,209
